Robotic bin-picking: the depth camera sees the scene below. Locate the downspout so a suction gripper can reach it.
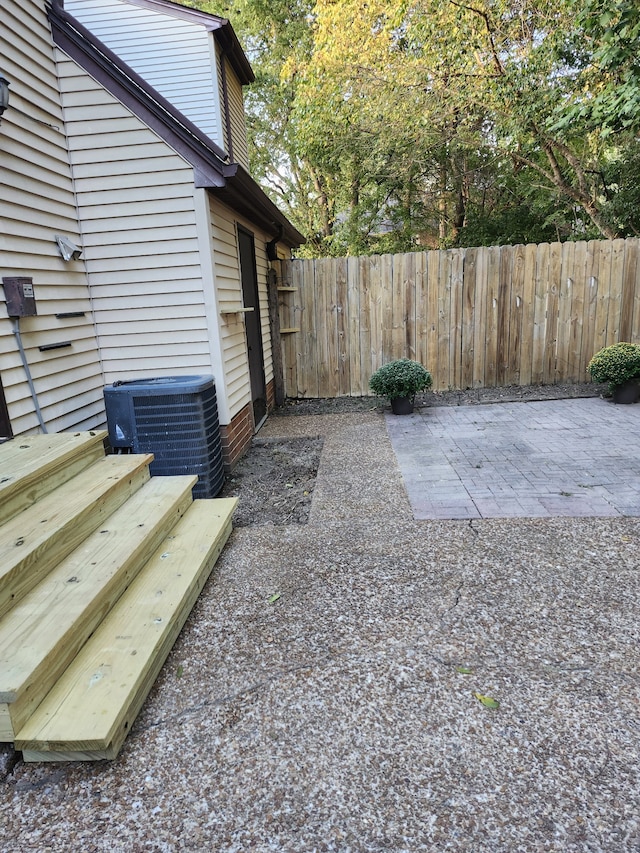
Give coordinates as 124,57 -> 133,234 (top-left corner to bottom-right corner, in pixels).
11,317 -> 48,433
266,224 -> 284,262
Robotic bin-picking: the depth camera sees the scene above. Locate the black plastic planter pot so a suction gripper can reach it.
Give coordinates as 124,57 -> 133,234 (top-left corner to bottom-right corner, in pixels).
390,396 -> 414,415
612,380 -> 640,404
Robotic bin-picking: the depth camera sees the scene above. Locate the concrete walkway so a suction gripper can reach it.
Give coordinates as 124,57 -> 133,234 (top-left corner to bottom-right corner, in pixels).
386,397 -> 640,519
2,405 -> 639,852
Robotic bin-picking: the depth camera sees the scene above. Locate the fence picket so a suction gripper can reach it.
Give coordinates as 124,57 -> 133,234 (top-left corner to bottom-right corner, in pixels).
381,254 -> 394,364
416,252 -> 428,372
620,240 -> 638,343
496,245 -> 513,386
472,247 -> 488,388
484,246 -> 501,387
450,250 -> 464,390
569,241 -> 587,380
507,244 -> 526,386
347,257 -> 362,395
335,257 -> 349,396
582,241 -> 600,378
607,239 -> 626,343
437,250 -> 452,390
595,241 -> 613,352
426,249 -> 440,386
543,242 -> 562,384
556,241 -> 575,382
518,243 -> 537,387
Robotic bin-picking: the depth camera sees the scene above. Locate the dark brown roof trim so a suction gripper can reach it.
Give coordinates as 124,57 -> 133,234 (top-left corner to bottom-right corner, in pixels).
49,2 -> 230,185
122,0 -> 227,30
213,165 -> 305,247
48,1 -> 303,247
208,17 -> 255,86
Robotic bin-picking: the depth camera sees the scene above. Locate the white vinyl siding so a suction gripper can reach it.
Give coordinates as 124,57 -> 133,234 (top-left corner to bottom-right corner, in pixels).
225,63 -> 250,170
209,196 -> 273,417
216,51 -> 229,155
0,0 -> 104,436
56,52 -> 215,384
65,0 -> 225,148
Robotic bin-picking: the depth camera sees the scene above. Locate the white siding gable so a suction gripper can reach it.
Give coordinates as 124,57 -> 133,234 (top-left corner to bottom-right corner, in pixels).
66,0 -> 225,148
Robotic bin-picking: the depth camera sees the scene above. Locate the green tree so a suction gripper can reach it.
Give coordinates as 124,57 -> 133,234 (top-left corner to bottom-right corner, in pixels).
190,0 -> 640,254
303,0 -> 635,243
554,0 -> 640,135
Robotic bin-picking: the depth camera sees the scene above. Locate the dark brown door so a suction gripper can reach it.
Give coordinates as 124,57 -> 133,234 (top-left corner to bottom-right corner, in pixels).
0,373 -> 12,441
238,227 -> 267,426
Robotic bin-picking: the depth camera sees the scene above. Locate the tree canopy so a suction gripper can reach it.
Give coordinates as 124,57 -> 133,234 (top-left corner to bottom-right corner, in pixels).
190,0 -> 640,256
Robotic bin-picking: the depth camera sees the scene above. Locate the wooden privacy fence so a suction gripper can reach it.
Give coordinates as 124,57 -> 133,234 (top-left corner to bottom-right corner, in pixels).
277,237 -> 640,397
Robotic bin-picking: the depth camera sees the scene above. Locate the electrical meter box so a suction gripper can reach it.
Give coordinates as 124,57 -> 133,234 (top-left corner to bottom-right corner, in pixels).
2,277 -> 37,317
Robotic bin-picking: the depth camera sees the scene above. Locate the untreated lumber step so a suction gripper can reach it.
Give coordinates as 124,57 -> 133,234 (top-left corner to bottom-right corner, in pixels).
0,431 -> 107,526
0,453 -> 153,620
0,475 -> 198,742
16,498 -> 237,762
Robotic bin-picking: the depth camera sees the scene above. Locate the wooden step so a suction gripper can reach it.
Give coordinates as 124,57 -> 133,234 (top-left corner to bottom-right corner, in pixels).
0,475 -> 198,742
0,431 -> 107,526
16,498 -> 237,761
0,454 -> 153,620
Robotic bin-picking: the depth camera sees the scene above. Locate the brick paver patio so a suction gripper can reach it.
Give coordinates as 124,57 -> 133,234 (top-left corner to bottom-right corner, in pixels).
386,397 -> 640,519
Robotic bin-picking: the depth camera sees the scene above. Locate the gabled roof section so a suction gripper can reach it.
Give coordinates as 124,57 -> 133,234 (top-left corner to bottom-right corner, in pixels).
112,0 -> 255,85
48,1 -> 304,246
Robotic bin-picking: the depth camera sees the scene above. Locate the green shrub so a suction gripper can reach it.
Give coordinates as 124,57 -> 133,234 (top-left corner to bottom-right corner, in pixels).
588,342 -> 640,387
369,359 -> 433,399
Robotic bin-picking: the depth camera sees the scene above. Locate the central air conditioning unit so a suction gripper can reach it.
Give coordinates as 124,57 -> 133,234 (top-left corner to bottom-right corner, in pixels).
103,375 -> 225,498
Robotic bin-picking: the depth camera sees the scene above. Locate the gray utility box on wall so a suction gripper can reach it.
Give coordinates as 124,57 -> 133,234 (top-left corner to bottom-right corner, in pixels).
103,375 -> 225,498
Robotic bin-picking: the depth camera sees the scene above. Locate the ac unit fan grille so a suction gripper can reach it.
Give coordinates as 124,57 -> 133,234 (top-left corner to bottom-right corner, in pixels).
131,386 -> 224,498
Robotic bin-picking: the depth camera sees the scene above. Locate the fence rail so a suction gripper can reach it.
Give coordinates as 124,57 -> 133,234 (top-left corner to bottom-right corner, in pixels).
277,238 -> 640,396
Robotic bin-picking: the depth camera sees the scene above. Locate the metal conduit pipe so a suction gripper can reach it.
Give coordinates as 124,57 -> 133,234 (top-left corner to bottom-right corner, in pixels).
11,317 -> 48,433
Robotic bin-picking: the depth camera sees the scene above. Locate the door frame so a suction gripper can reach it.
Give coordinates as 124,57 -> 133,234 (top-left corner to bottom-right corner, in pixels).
237,225 -> 267,427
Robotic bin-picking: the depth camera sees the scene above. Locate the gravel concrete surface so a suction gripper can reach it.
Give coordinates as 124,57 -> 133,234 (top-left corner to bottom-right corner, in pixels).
2,407 -> 639,852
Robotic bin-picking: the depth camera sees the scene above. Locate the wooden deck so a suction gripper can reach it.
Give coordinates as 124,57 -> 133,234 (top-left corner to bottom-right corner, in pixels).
0,432 -> 236,761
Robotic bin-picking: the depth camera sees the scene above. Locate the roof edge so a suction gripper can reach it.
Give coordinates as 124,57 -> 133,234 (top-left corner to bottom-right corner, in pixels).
49,1 -> 229,184
211,166 -> 306,248
48,2 -> 303,248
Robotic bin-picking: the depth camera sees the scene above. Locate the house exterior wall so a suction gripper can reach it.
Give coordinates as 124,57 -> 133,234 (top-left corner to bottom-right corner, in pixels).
2,0 -> 283,455
0,0 -> 104,436
55,48 -> 271,437
65,0 -> 226,151
208,195 -> 274,418
55,50 -> 226,390
217,54 -> 250,170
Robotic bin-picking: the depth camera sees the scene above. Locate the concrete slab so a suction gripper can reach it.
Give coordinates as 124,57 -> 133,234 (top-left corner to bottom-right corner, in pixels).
2,409 -> 639,852
386,397 -> 640,519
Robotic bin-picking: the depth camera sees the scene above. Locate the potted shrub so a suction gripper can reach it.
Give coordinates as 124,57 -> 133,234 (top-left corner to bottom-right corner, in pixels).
588,341 -> 640,403
369,358 -> 433,414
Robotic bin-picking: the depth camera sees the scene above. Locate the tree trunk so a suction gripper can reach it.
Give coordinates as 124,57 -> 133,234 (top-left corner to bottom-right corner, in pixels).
438,161 -> 447,244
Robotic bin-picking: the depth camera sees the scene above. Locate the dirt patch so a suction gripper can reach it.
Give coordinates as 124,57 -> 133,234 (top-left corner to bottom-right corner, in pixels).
221,436 -> 323,527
